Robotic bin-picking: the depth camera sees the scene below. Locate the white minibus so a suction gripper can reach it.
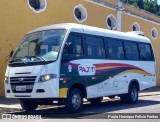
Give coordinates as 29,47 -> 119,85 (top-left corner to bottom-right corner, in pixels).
4,23 -> 156,112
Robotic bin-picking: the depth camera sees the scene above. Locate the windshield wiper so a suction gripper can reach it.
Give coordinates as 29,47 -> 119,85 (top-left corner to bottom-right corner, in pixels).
29,56 -> 47,62
10,56 -> 47,64
10,58 -> 25,63
35,56 -> 47,62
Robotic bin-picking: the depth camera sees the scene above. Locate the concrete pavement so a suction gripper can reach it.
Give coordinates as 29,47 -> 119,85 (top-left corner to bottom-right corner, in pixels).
139,86 -> 160,97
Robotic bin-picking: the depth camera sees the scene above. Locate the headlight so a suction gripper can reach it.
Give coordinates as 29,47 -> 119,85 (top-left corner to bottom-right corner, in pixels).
4,76 -> 9,84
39,74 -> 57,82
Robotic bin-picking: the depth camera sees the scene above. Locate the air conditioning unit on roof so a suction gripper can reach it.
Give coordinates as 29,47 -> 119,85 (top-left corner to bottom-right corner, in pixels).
126,31 -> 145,36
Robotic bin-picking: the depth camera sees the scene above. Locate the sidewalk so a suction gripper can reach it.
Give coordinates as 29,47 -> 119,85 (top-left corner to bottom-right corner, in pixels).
139,86 -> 160,97
0,86 -> 159,109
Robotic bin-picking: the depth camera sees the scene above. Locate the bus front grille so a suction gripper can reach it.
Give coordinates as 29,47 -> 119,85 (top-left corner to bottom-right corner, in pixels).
10,76 -> 37,84
10,76 -> 37,93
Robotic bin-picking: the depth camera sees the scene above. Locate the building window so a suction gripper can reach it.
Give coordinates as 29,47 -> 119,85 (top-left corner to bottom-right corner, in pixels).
151,28 -> 158,39
73,4 -> 87,23
27,0 -> 47,13
29,0 -> 40,10
106,14 -> 117,30
132,22 -> 140,31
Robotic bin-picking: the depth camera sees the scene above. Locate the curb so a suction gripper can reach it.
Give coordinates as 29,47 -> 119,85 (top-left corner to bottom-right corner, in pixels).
139,93 -> 160,97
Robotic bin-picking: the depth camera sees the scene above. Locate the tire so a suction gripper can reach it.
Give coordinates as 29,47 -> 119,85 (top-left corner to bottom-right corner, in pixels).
127,85 -> 138,104
88,97 -> 103,104
65,88 -> 83,113
20,100 -> 38,111
120,85 -> 138,104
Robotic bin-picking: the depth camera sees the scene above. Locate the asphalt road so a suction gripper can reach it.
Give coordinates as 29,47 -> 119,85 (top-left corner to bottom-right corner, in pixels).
1,95 -> 160,120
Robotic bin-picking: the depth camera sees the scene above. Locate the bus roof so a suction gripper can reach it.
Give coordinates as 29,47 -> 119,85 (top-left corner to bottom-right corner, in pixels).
29,23 -> 150,43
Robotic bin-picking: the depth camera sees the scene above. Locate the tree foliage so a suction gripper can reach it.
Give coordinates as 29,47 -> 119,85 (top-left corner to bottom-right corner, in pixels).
121,0 -> 160,16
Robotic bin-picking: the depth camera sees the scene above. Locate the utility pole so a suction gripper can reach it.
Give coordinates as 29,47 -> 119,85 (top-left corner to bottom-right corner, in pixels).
116,0 -> 122,31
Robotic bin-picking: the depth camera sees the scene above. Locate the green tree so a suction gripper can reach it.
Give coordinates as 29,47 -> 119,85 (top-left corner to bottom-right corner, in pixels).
138,0 -> 144,9
144,0 -> 150,11
121,0 -> 160,16
132,0 -> 138,7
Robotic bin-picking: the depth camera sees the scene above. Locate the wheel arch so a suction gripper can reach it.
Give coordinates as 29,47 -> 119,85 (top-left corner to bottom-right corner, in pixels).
67,83 -> 87,98
128,79 -> 140,92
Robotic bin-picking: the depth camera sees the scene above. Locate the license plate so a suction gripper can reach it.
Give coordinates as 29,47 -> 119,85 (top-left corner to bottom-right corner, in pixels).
16,86 -> 26,91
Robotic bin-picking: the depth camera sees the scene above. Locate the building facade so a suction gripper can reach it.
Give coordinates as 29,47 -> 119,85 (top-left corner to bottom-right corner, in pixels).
0,0 -> 159,96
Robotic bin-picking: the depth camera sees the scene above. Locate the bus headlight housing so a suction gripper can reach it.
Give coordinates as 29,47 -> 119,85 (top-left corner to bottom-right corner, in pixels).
4,76 -> 9,84
39,74 -> 57,82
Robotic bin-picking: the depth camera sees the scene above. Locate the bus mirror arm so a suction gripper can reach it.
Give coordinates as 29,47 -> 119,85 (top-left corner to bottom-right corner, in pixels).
65,43 -> 72,53
9,51 -> 14,58
61,43 -> 72,62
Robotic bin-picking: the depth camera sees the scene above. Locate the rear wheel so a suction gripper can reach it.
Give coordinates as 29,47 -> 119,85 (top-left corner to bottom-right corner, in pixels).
20,100 -> 38,111
128,85 -> 138,104
88,97 -> 103,104
65,88 -> 83,113
121,85 -> 138,104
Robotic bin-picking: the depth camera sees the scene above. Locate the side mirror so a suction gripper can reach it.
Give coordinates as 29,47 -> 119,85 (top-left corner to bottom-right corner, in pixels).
9,51 -> 14,58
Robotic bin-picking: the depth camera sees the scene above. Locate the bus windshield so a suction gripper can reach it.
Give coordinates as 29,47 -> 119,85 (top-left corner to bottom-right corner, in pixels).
11,29 -> 66,63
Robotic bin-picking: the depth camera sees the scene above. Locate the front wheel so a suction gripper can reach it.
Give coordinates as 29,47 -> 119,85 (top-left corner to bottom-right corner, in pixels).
65,88 -> 83,113
20,100 -> 38,111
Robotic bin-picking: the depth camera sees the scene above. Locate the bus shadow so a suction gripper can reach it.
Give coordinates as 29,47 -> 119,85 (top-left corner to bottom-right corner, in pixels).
0,98 -> 19,105
6,98 -> 160,119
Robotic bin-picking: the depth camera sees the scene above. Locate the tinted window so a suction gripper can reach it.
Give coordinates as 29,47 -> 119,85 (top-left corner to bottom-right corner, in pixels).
86,36 -> 105,58
106,39 -> 124,60
63,35 -> 83,56
124,42 -> 139,60
138,43 -> 153,61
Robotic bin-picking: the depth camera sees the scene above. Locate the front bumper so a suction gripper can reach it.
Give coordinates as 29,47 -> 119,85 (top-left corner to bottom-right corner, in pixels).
5,78 -> 59,98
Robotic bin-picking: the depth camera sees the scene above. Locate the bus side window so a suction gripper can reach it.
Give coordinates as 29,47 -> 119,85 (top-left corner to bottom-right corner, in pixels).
145,44 -> 154,61
123,41 -> 139,60
138,43 -> 153,61
63,35 -> 83,59
85,36 -> 105,59
105,39 -> 124,60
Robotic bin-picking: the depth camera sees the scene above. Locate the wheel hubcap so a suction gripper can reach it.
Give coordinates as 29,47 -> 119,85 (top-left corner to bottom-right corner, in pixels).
131,88 -> 137,101
72,93 -> 81,109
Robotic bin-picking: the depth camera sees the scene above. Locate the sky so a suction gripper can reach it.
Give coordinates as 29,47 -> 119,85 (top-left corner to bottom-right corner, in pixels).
158,0 -> 160,5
